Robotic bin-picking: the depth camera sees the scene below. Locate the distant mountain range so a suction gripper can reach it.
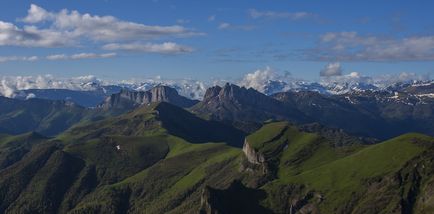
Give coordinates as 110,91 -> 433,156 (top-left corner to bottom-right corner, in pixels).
7,77 -> 433,107
1,81 -> 433,140
0,80 -> 433,213
192,82 -> 434,139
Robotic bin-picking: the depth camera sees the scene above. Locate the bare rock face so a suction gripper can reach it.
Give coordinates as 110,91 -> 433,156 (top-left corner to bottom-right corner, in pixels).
192,83 -> 308,132
100,86 -> 198,110
242,139 -> 265,165
241,139 -> 270,179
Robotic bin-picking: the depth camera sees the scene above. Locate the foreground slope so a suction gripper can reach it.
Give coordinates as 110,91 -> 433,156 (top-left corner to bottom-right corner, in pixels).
0,111 -> 433,213
229,122 -> 434,213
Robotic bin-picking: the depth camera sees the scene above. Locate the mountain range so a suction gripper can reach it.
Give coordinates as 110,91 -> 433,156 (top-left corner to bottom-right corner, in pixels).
0,81 -> 433,213
7,77 -> 433,107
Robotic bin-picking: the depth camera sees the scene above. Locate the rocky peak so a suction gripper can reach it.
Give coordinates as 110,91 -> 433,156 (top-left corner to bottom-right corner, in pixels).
100,86 -> 198,110
203,85 -> 222,101
149,86 -> 179,103
203,83 -> 271,105
191,83 -> 309,132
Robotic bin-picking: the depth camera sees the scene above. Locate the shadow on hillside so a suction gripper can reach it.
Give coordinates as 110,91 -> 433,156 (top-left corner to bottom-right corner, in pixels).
200,180 -> 272,214
155,102 -> 246,147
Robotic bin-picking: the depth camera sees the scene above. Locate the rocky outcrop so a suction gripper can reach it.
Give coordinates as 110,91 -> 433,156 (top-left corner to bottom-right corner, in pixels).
191,83 -> 308,132
100,86 -> 198,110
241,139 -> 271,180
242,139 -> 265,165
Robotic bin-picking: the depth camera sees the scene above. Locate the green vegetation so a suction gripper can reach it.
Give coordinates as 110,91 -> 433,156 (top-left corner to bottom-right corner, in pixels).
0,103 -> 433,214
246,121 -> 288,149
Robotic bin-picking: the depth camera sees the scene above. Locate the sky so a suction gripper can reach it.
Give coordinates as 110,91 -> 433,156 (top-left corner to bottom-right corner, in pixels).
1,0 -> 434,82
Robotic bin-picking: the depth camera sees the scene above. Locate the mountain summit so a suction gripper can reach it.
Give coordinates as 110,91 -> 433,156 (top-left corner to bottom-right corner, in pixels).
192,83 -> 308,132
100,86 -> 198,110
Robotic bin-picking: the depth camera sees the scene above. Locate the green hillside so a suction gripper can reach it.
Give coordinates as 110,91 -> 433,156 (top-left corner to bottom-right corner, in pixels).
0,106 -> 433,213
242,122 -> 434,213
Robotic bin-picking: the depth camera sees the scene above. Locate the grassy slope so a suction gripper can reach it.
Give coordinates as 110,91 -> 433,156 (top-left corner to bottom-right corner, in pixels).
69,136 -> 242,213
53,103 -> 245,213
1,106 -> 433,214
259,130 -> 433,213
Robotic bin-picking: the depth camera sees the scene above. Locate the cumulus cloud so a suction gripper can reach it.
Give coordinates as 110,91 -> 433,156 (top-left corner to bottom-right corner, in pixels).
0,21 -> 72,47
0,75 -> 104,98
21,4 -> 51,23
102,42 -> 193,54
320,62 -> 343,77
308,31 -> 434,61
248,9 -> 313,20
0,4 -> 201,48
239,66 -> 277,92
239,67 -> 297,94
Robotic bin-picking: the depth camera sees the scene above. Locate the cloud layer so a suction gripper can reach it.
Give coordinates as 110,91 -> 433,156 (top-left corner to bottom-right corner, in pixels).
0,68 -> 432,100
249,9 -> 313,20
308,32 -> 434,61
102,42 -> 193,54
0,4 -> 198,55
0,52 -> 116,63
0,75 -> 103,98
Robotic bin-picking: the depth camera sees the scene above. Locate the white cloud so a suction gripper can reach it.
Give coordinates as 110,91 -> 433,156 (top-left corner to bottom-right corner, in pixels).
310,31 -> 434,61
46,54 -> 68,60
0,52 -> 116,63
320,62 -> 343,77
239,67 -> 297,94
240,66 -> 276,93
102,42 -> 194,54
0,71 -> 432,99
0,55 -> 39,63
70,52 -> 116,59
249,9 -> 313,20
0,74 -> 208,100
0,21 -> 73,47
0,74 -> 105,98
0,4 -> 201,48
21,4 -> 51,23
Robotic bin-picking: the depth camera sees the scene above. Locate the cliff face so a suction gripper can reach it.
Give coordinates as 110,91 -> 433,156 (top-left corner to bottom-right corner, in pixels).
241,139 -> 271,180
242,139 -> 265,165
191,83 -> 308,133
100,86 -> 198,110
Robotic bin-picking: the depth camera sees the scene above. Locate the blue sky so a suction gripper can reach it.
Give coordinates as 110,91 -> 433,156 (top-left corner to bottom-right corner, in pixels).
0,0 -> 434,82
